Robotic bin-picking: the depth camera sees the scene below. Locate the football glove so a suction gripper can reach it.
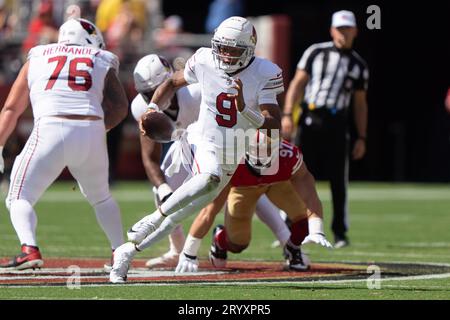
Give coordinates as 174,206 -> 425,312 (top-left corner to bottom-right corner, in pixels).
175,252 -> 199,273
302,233 -> 333,248
153,183 -> 173,207
157,183 -> 173,204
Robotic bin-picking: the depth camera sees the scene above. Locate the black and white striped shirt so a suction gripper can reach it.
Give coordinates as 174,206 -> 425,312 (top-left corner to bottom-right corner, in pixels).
298,41 -> 369,111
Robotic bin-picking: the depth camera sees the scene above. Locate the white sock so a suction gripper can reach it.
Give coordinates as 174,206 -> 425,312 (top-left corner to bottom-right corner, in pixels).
9,199 -> 38,246
182,234 -> 202,257
94,196 -> 124,250
169,224 -> 185,254
255,195 -> 290,246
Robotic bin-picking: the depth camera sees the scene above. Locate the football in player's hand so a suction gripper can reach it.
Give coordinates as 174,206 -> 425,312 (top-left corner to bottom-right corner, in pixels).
140,110 -> 175,143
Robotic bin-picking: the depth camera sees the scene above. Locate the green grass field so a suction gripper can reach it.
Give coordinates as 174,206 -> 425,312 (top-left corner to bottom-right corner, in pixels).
1,181 -> 450,300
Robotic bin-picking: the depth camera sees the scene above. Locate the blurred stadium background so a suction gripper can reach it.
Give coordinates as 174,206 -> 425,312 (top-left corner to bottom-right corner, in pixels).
0,0 -> 449,300
0,0 -> 448,186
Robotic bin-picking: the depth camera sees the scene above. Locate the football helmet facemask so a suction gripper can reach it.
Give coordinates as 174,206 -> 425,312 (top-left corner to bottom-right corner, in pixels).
211,16 -> 257,73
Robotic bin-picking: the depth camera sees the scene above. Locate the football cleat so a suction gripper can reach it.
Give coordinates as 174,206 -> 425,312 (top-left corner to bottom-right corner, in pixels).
109,242 -> 137,284
127,214 -> 161,244
0,244 -> 44,270
283,243 -> 310,271
208,225 -> 228,268
145,251 -> 179,269
270,240 -> 281,248
334,239 -> 350,249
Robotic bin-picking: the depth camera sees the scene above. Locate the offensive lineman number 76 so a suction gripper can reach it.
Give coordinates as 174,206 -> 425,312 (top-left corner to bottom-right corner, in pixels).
45,56 -> 93,91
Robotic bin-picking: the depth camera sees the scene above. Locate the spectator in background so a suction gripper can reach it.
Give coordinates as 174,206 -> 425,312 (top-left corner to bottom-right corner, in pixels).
153,15 -> 194,70
282,10 -> 369,248
0,0 -> 17,41
95,0 -> 124,32
22,1 -> 59,56
96,0 -> 148,183
104,0 -> 146,61
96,0 -> 147,35
205,0 -> 244,33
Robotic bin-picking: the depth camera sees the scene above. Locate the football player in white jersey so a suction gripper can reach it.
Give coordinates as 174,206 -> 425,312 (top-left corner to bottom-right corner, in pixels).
130,54 -> 202,268
130,54 -> 307,270
0,18 -> 128,270
110,16 -> 284,283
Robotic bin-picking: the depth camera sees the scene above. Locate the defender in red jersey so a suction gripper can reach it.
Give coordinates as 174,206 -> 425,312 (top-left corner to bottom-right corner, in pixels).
175,139 -> 332,273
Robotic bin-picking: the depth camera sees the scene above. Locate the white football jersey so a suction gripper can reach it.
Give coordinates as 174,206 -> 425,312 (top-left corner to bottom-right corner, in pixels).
183,47 -> 284,162
27,43 -> 119,120
130,83 -> 201,130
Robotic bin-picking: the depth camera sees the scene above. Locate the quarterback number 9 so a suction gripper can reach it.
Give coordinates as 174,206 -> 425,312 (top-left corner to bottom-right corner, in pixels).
215,92 -> 237,128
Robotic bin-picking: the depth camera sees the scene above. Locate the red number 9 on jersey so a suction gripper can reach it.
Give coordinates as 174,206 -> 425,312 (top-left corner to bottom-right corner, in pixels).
215,92 -> 237,128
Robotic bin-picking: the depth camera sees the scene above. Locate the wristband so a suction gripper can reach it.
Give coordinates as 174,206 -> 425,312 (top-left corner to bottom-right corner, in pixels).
308,217 -> 324,235
358,136 -> 367,141
183,234 -> 202,257
148,102 -> 160,112
240,105 -> 265,128
282,113 -> 292,117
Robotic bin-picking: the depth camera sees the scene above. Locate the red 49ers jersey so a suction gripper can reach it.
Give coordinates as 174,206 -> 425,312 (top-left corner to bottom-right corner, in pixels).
231,140 -> 303,187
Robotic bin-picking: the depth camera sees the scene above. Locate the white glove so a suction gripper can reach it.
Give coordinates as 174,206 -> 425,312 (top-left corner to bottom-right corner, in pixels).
302,233 -> 333,248
0,146 -> 4,174
175,253 -> 199,273
157,183 -> 173,204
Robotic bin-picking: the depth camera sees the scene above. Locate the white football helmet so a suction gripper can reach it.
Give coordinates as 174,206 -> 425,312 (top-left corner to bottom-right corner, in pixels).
211,16 -> 257,73
58,18 -> 105,49
133,54 -> 173,94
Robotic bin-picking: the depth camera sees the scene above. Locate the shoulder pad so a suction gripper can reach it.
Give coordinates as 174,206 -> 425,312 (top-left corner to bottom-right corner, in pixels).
256,58 -> 282,79
97,49 -> 120,72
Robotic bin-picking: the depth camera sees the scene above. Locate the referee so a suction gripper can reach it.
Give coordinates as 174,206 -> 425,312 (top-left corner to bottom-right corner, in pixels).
282,10 -> 369,248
